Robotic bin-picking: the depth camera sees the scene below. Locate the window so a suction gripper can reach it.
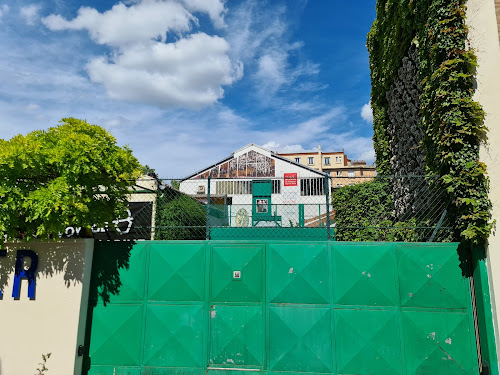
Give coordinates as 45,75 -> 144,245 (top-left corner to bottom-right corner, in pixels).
335,156 -> 342,163
348,170 -> 355,177
216,180 -> 252,195
295,157 -> 300,163
324,157 -> 330,165
216,180 -> 280,195
272,179 -> 281,194
360,170 -> 364,176
336,170 -> 342,177
300,178 -> 325,196
256,199 -> 268,213
308,157 -> 314,165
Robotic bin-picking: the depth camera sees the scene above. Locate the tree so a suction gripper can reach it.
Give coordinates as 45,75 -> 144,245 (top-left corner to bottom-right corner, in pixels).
0,118 -> 142,244
155,188 -> 206,240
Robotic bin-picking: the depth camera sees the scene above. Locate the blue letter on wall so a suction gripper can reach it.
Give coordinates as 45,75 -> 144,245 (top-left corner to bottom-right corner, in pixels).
12,250 -> 38,299
0,250 -> 6,298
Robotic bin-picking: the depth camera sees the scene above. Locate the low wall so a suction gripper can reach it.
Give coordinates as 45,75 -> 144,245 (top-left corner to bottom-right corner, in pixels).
0,239 -> 94,375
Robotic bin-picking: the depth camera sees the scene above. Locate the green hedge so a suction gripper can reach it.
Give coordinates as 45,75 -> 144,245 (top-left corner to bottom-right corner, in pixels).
154,189 -> 206,240
331,180 -> 421,242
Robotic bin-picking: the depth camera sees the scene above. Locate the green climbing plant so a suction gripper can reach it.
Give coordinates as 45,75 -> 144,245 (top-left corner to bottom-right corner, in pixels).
366,0 -> 492,244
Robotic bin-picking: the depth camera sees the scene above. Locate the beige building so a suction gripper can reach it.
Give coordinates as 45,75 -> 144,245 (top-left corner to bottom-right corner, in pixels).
468,0 -> 500,369
277,146 -> 376,188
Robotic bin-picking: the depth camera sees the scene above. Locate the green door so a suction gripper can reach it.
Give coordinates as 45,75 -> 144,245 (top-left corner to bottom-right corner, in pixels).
85,240 -> 482,375
209,244 -> 265,369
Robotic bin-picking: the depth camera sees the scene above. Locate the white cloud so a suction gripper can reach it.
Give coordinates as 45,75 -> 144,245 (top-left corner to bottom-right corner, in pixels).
225,1 -> 320,102
86,32 -> 242,108
361,102 -> 373,123
43,1 -> 194,47
262,142 -> 311,153
26,103 -> 40,111
182,0 -> 227,28
0,4 -> 9,22
20,4 -> 41,26
42,0 -> 240,109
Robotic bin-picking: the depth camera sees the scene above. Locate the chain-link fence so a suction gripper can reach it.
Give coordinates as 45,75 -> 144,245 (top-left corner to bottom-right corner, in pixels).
114,175 -> 455,242
330,175 -> 453,242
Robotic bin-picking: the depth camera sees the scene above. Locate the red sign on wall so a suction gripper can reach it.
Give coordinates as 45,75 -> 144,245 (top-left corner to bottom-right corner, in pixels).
284,173 -> 298,186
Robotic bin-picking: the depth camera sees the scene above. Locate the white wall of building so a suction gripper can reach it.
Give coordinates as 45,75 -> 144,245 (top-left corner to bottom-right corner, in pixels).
0,239 -> 94,375
467,0 -> 500,366
180,145 -> 329,227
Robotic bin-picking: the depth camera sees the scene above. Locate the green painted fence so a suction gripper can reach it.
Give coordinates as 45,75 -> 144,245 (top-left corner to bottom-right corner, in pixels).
85,241 -> 480,375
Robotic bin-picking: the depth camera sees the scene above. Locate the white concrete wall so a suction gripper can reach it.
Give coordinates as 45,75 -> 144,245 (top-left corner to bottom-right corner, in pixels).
467,0 -> 500,366
0,239 -> 94,375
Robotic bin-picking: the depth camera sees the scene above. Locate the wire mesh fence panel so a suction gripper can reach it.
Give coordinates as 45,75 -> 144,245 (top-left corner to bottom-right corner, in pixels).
329,175 -> 454,242
117,174 -> 456,242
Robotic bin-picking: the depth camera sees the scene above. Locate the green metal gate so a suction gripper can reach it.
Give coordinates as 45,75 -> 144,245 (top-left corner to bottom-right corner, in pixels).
85,241 -> 480,375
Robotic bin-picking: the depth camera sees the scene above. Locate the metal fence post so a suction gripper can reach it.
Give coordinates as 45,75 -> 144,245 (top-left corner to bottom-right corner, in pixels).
324,175 -> 331,240
206,176 -> 211,240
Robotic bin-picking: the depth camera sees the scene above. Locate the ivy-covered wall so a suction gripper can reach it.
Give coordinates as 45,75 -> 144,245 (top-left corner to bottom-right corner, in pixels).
367,0 -> 492,244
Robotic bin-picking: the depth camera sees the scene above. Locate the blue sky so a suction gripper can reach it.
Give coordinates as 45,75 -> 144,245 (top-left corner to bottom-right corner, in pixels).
0,0 -> 376,177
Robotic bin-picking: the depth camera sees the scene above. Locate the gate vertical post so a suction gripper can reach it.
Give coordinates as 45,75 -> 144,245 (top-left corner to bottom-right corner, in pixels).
324,175 -> 331,240
206,176 -> 211,240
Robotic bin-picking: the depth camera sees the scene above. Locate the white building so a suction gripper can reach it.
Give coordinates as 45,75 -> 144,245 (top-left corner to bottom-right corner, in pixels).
180,144 -> 331,228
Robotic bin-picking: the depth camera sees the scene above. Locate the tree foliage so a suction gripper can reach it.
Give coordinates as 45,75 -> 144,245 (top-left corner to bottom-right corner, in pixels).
154,188 -> 206,240
331,180 -> 421,242
0,118 -> 142,244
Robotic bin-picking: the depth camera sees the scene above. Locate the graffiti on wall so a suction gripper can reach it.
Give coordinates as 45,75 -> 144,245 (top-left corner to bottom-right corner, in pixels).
61,202 -> 153,240
195,150 -> 275,179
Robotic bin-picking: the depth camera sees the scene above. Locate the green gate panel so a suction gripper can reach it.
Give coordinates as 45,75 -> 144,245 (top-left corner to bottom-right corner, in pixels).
269,306 -> 333,373
209,305 -> 264,367
333,243 -> 398,306
86,241 -> 484,375
335,309 -> 402,375
397,244 -> 469,308
95,242 -> 148,304
211,245 -> 264,302
143,304 -> 204,367
88,366 -> 141,375
88,304 -> 143,366
402,310 -> 478,375
268,244 -> 330,304
148,242 -> 206,301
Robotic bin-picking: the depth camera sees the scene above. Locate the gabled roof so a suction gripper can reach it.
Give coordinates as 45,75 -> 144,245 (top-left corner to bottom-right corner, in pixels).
182,144 -> 326,180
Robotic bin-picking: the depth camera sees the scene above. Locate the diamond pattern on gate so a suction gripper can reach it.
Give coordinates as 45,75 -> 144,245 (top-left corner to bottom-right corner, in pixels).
402,311 -> 476,375
270,307 -> 333,372
143,304 -> 204,367
148,243 -> 205,301
397,244 -> 469,308
209,305 -> 263,367
98,242 -> 147,303
268,244 -> 330,304
335,309 -> 402,375
333,244 -> 398,306
89,304 -> 143,366
211,246 -> 263,302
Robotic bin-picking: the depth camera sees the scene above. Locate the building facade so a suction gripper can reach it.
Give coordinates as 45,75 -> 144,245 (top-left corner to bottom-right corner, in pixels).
179,144 -> 331,229
277,146 -> 376,188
